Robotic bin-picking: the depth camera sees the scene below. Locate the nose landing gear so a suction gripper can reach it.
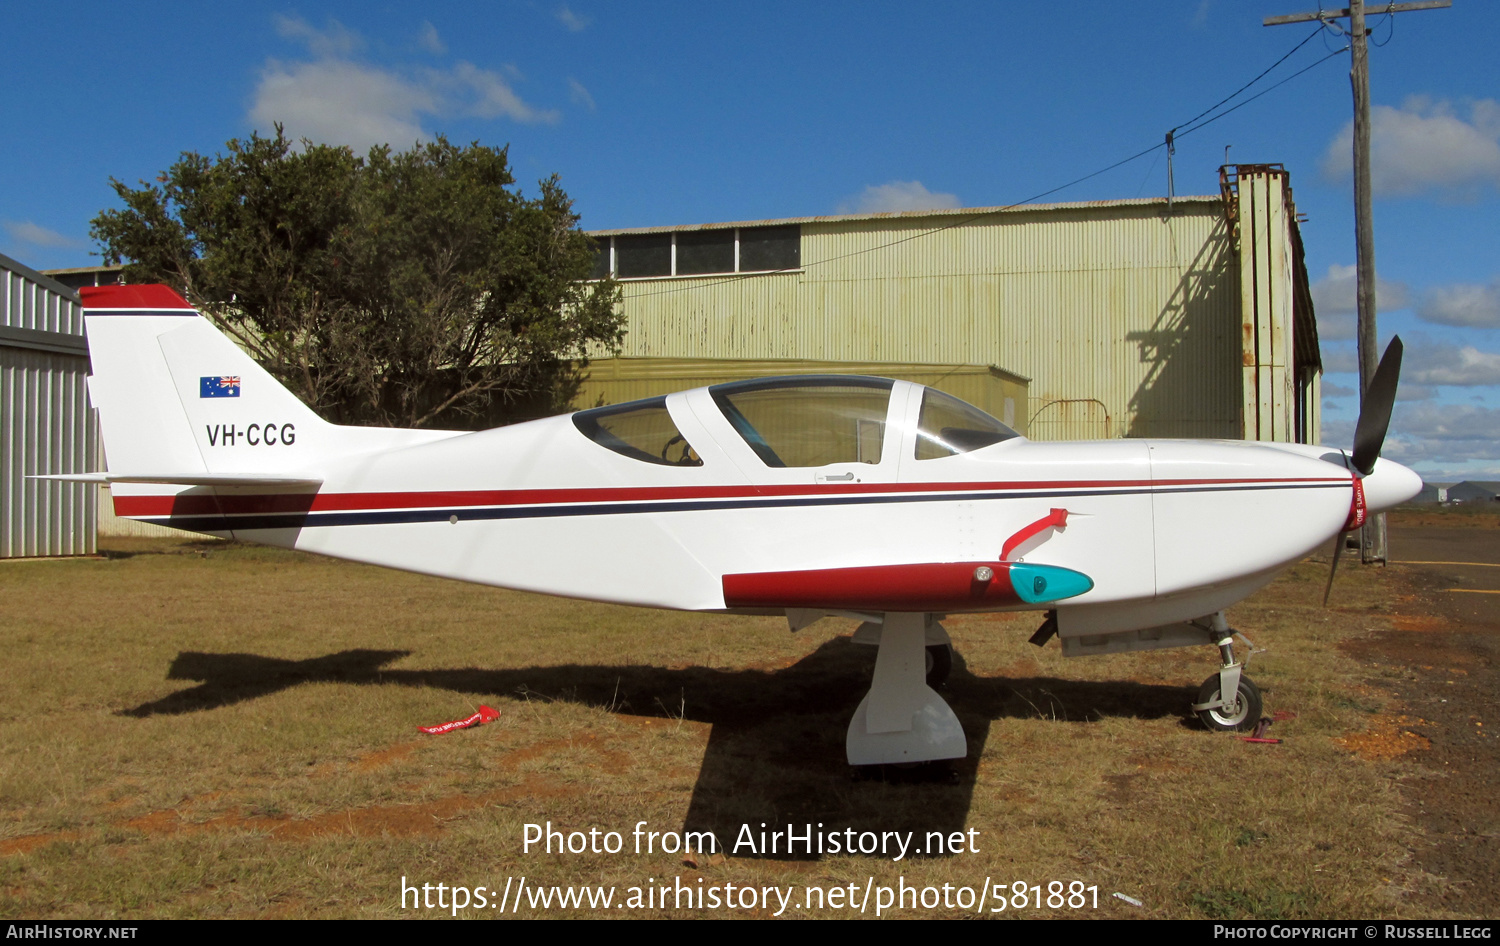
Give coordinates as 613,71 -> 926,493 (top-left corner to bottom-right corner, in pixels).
1195,672 -> 1263,731
846,613 -> 967,765
1190,615 -> 1263,732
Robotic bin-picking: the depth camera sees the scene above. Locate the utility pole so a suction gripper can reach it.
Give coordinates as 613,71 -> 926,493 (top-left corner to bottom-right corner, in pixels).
1265,0 -> 1449,564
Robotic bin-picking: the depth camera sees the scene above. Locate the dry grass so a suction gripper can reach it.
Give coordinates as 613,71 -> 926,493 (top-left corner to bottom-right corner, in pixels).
0,535 -> 1438,918
1388,503 -> 1500,529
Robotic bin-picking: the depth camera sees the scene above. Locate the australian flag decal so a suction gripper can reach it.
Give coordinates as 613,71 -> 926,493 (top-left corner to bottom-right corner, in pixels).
200,376 -> 241,398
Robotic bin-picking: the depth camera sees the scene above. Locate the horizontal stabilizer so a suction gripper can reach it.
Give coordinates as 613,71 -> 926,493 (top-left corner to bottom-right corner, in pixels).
32,472 -> 323,487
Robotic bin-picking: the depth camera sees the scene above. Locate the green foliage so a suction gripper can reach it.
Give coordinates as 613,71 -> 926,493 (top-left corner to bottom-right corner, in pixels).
91,129 -> 622,427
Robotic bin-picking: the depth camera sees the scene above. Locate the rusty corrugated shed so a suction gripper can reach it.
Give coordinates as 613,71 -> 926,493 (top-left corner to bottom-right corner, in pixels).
1222,165 -> 1321,445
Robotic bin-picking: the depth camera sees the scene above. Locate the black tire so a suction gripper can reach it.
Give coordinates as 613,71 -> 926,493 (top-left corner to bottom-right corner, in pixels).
1195,673 -> 1262,732
925,644 -> 953,687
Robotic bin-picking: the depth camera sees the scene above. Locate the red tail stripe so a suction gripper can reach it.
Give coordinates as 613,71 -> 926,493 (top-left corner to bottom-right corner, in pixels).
79,284 -> 194,309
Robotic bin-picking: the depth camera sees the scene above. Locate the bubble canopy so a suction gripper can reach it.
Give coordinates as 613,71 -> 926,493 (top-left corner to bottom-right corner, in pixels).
572,377 -> 1019,467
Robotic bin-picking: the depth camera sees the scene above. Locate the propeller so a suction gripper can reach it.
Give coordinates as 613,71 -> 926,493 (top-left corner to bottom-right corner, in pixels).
1351,336 -> 1403,476
1323,335 -> 1403,607
1321,532 -> 1345,607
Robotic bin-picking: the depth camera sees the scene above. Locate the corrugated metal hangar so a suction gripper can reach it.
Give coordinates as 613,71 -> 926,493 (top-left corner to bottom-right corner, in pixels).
0,253 -> 96,558
585,163 -> 1320,445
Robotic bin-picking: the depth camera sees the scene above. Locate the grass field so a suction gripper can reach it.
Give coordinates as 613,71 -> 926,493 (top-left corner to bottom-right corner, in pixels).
0,528 -> 1452,919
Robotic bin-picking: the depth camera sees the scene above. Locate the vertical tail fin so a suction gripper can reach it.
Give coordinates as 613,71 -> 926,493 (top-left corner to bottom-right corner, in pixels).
81,285 -> 332,478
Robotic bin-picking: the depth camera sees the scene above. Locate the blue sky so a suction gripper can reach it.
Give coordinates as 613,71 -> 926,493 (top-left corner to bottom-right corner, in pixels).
3,2 -> 1496,479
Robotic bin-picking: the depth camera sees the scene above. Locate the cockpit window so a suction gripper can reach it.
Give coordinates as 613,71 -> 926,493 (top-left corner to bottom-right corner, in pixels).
710,376 -> 892,468
573,397 -> 702,466
915,388 -> 1019,459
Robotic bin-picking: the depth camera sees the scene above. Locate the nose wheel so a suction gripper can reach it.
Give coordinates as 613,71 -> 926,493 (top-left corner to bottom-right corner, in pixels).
925,644 -> 953,687
1194,673 -> 1262,731
1189,615 -> 1265,732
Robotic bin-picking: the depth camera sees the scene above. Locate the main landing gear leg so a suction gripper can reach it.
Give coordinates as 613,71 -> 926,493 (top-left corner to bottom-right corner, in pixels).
1190,612 -> 1263,732
846,612 -> 967,765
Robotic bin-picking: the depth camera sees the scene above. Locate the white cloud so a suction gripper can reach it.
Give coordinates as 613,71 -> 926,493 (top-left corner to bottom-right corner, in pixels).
1404,343 -> 1500,387
3,220 -> 83,249
446,62 -> 559,124
568,78 -> 596,112
1310,263 -> 1410,341
1382,402 -> 1500,468
1321,97 -> 1500,199
250,18 -> 558,150
1321,344 -> 1359,374
252,59 -> 436,148
1323,403 -> 1500,472
1322,382 -> 1357,399
557,5 -> 591,31
417,21 -> 446,56
1310,263 -> 1410,316
274,14 -> 362,59
1395,384 -> 1436,402
1418,278 -> 1500,329
1191,0 -> 1213,28
838,181 -> 961,215
1317,311 -> 1357,343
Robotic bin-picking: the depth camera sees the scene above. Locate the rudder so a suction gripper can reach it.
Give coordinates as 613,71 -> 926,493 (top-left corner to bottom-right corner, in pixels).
81,285 -> 330,478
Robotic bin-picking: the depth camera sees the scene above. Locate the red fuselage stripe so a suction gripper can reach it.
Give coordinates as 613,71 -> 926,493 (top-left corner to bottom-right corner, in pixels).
111,476 -> 1350,518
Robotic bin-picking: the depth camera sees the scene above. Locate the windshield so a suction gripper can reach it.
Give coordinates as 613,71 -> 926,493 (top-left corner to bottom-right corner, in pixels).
914,388 -> 1019,459
710,376 -> 892,468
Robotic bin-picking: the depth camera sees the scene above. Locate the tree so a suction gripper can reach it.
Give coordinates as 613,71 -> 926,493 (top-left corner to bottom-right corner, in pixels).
91,130 -> 623,428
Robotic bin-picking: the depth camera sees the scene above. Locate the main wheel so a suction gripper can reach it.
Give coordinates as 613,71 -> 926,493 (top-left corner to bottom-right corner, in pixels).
1195,673 -> 1262,732
925,644 -> 953,687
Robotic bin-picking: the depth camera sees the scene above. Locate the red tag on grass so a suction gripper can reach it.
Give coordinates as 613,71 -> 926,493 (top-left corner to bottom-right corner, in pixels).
419,705 -> 501,735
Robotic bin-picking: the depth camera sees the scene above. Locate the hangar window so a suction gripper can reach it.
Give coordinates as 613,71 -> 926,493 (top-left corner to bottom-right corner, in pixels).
711,376 -> 891,468
590,225 -> 800,279
676,229 -> 735,275
914,388 -> 1019,460
573,397 -> 702,467
615,233 -> 673,278
588,238 -> 610,279
738,225 -> 799,272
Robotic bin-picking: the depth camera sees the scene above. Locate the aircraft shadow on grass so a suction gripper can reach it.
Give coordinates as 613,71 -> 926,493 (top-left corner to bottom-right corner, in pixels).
121,638 -> 1193,858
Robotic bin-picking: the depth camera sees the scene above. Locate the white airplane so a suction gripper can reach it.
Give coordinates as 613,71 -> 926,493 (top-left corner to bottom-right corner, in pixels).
57,284 -> 1421,766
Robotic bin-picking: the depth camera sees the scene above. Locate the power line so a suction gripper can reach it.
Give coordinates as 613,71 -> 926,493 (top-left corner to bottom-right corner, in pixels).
1176,44 -> 1350,139
1371,7 -> 1398,45
1170,24 -> 1327,137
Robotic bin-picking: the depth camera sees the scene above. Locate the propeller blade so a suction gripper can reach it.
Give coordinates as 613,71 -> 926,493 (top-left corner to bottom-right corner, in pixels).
1322,531 -> 1345,608
1351,336 -> 1403,476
